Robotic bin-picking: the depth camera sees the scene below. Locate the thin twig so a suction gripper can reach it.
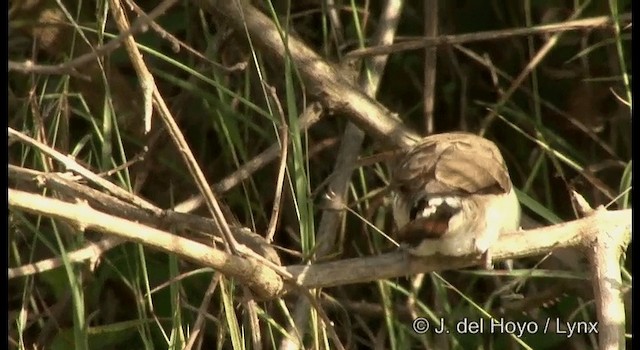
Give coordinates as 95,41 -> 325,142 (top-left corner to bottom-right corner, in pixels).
347,13 -> 632,58
172,103 -> 323,214
265,84 -> 289,242
108,0 -> 154,133
8,0 -> 180,76
423,0 -> 438,135
298,288 -> 346,350
281,1 -> 405,349
8,236 -> 125,279
325,0 -> 345,45
8,60 -> 89,80
479,2 -> 590,134
109,0 -> 240,255
123,0 -> 248,73
243,288 -> 263,350
184,275 -> 220,350
8,127 -> 162,215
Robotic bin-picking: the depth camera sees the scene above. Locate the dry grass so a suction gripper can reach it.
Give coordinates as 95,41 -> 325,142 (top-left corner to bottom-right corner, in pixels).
8,0 -> 631,349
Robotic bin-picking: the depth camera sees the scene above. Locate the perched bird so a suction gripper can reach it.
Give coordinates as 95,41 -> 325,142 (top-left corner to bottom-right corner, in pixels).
391,132 -> 520,269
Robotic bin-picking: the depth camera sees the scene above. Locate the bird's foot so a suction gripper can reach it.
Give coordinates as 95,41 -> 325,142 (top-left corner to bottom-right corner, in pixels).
481,249 -> 494,270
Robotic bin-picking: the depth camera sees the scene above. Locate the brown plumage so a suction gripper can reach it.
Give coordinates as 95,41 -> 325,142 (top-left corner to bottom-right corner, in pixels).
391,132 -> 520,267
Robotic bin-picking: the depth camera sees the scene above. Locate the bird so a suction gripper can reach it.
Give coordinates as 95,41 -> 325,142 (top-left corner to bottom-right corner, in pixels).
391,132 -> 520,269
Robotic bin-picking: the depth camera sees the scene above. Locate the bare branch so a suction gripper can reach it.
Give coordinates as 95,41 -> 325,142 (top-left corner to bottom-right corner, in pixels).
8,165 -> 281,275
8,188 -> 284,300
282,1 -> 406,348
284,209 -> 631,289
8,0 -> 180,76
197,0 -> 420,150
584,208 -> 630,350
8,236 -> 124,279
8,127 -> 161,214
347,13 -> 632,58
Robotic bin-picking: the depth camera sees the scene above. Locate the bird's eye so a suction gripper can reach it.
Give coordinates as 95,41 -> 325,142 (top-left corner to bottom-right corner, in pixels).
409,198 -> 426,221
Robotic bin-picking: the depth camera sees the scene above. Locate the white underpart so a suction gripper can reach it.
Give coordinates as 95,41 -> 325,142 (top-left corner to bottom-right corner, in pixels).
473,188 -> 520,253
405,188 -> 520,257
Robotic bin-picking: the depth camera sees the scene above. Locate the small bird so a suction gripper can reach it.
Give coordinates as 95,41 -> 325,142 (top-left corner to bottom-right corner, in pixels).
391,132 -> 520,269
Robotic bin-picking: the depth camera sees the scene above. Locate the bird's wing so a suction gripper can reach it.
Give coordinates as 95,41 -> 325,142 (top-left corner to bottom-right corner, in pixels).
393,132 -> 511,198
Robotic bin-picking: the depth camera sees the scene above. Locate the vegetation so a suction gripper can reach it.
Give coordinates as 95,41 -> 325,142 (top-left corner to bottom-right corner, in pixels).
8,0 -> 631,349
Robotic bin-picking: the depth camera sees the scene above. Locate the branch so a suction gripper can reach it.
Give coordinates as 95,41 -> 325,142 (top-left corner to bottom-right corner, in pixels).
196,0 -> 420,150
284,209 -> 631,288
8,236 -> 125,279
8,188 -> 284,300
8,186 -> 632,348
10,185 -> 630,301
582,206 -> 630,350
8,0 -> 180,77
108,0 -> 240,256
7,127 -> 161,214
7,165 -> 281,272
282,1 -> 406,348
347,13 -> 632,58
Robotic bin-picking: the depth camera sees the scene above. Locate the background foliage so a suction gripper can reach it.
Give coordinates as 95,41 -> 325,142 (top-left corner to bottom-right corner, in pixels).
9,0 -> 631,349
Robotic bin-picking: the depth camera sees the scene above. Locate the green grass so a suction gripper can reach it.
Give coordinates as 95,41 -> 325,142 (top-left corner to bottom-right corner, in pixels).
8,0 -> 631,349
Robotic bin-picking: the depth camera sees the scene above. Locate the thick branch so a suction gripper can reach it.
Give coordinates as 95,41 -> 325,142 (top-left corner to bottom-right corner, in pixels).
7,165 -> 280,266
583,209 -> 630,350
8,186 -> 631,303
8,188 -> 284,300
196,0 -> 420,150
285,209 -> 631,288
